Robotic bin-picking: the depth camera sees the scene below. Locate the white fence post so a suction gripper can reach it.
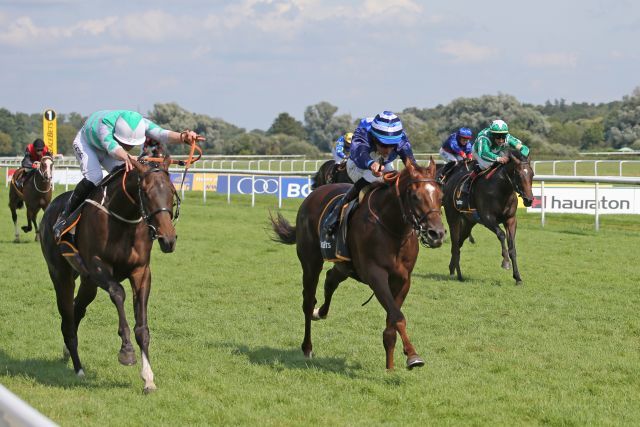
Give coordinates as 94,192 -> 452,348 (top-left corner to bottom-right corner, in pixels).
595,182 -> 599,231
541,180 -> 545,227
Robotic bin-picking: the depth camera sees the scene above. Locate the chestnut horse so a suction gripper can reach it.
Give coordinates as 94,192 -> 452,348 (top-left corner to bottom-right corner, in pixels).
270,159 -> 446,369
39,157 -> 180,393
311,160 -> 352,189
442,149 -> 534,285
9,156 -> 53,242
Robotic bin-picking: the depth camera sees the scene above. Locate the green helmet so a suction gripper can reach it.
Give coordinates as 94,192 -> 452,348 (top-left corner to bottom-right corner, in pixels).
489,119 -> 509,134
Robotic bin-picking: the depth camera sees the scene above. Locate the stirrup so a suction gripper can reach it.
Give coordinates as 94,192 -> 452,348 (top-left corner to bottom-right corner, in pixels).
53,217 -> 67,242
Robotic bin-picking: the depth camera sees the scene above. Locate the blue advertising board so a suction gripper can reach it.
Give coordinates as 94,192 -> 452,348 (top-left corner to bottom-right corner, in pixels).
216,175 -> 312,199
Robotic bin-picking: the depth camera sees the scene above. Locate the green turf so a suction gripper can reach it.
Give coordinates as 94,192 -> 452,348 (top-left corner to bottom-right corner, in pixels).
0,188 -> 638,426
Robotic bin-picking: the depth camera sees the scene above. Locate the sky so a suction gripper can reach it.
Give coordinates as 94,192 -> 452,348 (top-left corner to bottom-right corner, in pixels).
1,0 -> 639,130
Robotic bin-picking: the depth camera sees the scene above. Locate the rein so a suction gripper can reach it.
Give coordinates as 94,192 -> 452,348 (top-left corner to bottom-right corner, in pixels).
34,162 -> 53,193
98,165 -> 181,240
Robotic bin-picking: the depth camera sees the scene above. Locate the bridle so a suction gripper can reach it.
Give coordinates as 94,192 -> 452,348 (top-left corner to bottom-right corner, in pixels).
94,165 -> 181,241
33,156 -> 53,193
135,167 -> 181,241
502,158 -> 531,200
371,171 -> 442,247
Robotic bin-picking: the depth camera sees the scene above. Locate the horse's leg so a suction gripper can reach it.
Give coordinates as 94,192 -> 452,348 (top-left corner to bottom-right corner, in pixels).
448,218 -> 469,281
313,266 -> 349,320
505,216 -> 522,285
89,256 -> 136,367
130,266 -> 156,393
391,275 -> 424,369
52,269 -> 85,376
32,210 -> 40,241
300,255 -> 323,359
71,274 -> 98,346
365,266 -> 419,370
10,205 -> 19,243
482,218 -> 510,270
21,207 -> 34,233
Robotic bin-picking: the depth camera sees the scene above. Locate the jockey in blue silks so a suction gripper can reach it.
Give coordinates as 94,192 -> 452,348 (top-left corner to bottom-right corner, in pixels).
438,127 -> 474,183
327,111 -> 417,234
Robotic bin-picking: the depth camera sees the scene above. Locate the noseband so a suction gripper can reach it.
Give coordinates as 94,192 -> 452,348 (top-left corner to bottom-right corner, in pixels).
503,159 -> 531,200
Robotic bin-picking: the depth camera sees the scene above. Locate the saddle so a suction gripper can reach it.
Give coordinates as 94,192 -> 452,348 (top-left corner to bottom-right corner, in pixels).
452,164 -> 500,217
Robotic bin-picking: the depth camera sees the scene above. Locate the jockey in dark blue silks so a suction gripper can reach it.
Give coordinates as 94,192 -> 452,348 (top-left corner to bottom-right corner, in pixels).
438,127 -> 474,183
327,111 -> 417,234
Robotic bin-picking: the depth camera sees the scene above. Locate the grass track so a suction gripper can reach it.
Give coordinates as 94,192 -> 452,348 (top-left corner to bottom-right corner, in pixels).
0,188 -> 638,426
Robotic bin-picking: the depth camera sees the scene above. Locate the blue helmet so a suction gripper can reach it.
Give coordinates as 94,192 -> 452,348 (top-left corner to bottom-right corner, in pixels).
370,111 -> 403,145
457,127 -> 473,140
358,117 -> 374,130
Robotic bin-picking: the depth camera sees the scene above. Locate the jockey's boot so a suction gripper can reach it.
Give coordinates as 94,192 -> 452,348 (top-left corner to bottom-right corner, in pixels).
326,178 -> 368,235
53,178 -> 96,242
437,161 -> 456,184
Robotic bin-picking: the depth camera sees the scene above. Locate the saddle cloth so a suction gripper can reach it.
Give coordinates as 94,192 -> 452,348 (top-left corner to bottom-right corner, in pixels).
318,195 -> 357,262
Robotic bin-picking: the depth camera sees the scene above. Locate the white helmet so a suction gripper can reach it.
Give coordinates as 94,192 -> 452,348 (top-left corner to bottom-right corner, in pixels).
114,111 -> 146,146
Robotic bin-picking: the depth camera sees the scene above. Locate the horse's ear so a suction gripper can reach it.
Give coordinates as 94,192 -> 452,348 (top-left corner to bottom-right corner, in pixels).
427,156 -> 437,176
404,157 -> 417,174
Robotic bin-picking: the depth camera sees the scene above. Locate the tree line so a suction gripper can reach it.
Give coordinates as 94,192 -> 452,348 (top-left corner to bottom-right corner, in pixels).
2,88 -> 640,158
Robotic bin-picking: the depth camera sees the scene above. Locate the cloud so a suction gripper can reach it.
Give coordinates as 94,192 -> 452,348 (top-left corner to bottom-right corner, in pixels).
437,40 -> 498,63
0,15 -> 116,46
524,52 -> 578,68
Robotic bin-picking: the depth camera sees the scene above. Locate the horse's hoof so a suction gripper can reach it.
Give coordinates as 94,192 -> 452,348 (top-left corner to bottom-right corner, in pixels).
13,238 -> 20,243
76,369 -> 85,378
515,280 -> 523,286
501,261 -> 511,270
303,351 -> 313,359
406,355 -> 425,370
143,384 -> 157,395
311,308 -> 326,321
118,350 -> 137,366
21,226 -> 30,233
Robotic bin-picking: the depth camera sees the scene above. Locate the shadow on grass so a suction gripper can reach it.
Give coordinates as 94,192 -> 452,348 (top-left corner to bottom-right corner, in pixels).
0,349 -> 131,389
223,343 -> 364,377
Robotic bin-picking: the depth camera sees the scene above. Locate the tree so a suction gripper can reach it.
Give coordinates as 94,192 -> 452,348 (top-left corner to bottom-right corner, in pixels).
267,113 -> 307,139
304,102 -> 352,152
604,87 -> 640,148
0,131 -> 13,155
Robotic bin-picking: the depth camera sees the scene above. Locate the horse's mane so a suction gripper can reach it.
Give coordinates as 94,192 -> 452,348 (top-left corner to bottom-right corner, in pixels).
506,147 -> 529,161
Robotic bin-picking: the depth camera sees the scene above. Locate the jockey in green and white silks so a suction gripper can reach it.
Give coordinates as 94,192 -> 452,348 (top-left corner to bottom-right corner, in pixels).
53,109 -> 202,241
472,119 -> 530,169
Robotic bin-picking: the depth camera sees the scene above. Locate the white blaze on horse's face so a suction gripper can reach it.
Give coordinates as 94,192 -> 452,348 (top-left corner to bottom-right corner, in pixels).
41,158 -> 53,181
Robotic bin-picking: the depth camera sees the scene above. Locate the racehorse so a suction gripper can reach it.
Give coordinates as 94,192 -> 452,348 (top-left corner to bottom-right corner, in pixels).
442,149 -> 534,285
311,160 -> 352,189
270,158 -> 446,370
9,156 -> 54,242
39,156 -> 180,393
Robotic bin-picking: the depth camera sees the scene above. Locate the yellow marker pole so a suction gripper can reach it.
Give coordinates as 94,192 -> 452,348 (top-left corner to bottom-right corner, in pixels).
42,108 -> 57,154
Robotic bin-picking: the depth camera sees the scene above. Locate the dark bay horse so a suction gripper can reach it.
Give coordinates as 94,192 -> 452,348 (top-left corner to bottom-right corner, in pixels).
9,156 -> 53,242
39,156 -> 180,393
311,160 -> 352,189
271,159 -> 446,369
442,150 -> 534,285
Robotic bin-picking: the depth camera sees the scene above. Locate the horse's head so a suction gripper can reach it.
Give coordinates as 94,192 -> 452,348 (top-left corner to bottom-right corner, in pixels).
399,157 -> 446,248
132,156 -> 180,253
38,156 -> 54,182
507,150 -> 534,207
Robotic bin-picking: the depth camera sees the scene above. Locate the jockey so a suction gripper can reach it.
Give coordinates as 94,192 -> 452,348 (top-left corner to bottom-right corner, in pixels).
328,111 -> 416,233
16,138 -> 51,187
332,132 -> 353,163
440,127 -> 474,162
459,119 -> 530,199
52,110 -> 202,241
438,127 -> 473,183
472,119 -> 529,170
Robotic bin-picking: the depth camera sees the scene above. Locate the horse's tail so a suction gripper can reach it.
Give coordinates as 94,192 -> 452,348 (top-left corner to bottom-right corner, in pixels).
269,211 -> 296,245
